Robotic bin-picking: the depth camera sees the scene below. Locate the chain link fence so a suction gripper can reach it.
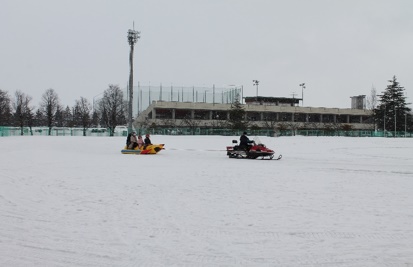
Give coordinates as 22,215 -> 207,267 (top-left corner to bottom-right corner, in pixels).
0,127 -> 127,137
131,85 -> 242,115
1,126 -> 412,138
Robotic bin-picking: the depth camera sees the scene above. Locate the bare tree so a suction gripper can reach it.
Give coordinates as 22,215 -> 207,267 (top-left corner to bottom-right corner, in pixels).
341,124 -> 354,136
161,118 -> 177,128
40,88 -> 60,135
208,117 -> 229,130
0,89 -> 12,126
180,115 -> 201,135
12,90 -> 33,135
74,97 -> 92,136
286,122 -> 303,136
262,114 -> 278,130
275,122 -> 289,136
96,84 -> 126,136
322,122 -> 336,136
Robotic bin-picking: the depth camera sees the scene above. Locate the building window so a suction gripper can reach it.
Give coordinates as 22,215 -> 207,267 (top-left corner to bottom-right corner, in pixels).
212,111 -> 227,120
155,108 -> 172,119
361,116 -> 373,123
247,112 -> 260,121
175,109 -> 191,119
350,115 -> 361,123
308,114 -> 321,123
279,112 -> 292,122
263,112 -> 278,121
294,113 -> 307,122
323,114 -> 335,123
336,115 -> 347,123
194,110 -> 209,120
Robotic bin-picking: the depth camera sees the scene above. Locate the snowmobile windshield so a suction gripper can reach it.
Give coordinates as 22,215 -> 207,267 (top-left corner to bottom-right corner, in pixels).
253,137 -> 262,145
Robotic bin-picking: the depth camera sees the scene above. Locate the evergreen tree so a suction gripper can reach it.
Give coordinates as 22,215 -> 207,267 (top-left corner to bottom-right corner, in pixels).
63,106 -> 73,127
228,94 -> 248,130
374,76 -> 411,131
55,105 -> 64,127
26,106 -> 34,135
34,109 -> 45,127
91,111 -> 100,127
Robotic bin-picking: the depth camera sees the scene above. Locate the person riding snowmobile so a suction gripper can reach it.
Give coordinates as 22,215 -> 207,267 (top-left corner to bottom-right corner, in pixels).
240,132 -> 253,150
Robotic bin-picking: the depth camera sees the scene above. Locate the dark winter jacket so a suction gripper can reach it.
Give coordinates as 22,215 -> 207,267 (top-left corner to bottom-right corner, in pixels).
126,133 -> 132,146
240,134 -> 250,147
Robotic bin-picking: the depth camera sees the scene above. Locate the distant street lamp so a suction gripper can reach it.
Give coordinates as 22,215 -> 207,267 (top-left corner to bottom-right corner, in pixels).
253,80 -> 259,98
299,83 -> 305,106
127,25 -> 140,133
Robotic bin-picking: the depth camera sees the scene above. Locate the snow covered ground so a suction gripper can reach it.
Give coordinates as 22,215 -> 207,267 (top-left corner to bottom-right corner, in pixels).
1,135 -> 413,267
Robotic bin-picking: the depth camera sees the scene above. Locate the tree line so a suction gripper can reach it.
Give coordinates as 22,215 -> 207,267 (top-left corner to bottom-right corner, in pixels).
1,76 -> 411,136
0,84 -> 127,136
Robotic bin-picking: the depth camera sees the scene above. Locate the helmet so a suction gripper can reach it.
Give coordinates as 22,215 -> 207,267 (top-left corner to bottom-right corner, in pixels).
243,132 -> 247,135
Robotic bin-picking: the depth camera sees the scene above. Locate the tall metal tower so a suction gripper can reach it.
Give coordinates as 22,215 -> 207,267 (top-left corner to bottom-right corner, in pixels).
127,25 -> 140,133
253,80 -> 259,98
299,83 -> 305,106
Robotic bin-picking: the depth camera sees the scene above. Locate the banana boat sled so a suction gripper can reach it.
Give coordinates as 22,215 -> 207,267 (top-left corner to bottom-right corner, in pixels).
121,144 -> 165,155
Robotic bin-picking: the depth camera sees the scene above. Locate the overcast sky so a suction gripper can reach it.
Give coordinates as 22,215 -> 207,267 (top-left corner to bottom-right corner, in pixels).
1,0 -> 412,109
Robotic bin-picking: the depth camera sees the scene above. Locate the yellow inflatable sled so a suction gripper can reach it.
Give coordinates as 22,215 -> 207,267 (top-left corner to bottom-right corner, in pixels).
121,144 -> 165,155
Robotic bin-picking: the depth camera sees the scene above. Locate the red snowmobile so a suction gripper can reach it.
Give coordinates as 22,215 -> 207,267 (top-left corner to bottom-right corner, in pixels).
226,138 -> 282,160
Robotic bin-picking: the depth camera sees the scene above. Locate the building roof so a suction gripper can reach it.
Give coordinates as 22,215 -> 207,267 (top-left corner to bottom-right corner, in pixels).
244,96 -> 301,104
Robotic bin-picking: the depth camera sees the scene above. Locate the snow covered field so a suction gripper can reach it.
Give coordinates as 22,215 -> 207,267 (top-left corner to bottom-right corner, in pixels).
1,135 -> 413,267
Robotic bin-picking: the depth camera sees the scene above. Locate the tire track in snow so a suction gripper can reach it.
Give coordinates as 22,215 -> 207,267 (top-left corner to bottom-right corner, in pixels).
111,227 -> 413,265
127,228 -> 412,241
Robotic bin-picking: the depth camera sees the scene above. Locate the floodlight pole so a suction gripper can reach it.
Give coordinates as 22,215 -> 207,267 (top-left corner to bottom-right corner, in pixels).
253,80 -> 259,99
299,83 -> 305,106
127,26 -> 140,133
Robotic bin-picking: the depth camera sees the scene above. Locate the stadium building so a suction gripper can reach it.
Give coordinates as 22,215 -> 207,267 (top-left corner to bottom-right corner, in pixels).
132,85 -> 373,134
